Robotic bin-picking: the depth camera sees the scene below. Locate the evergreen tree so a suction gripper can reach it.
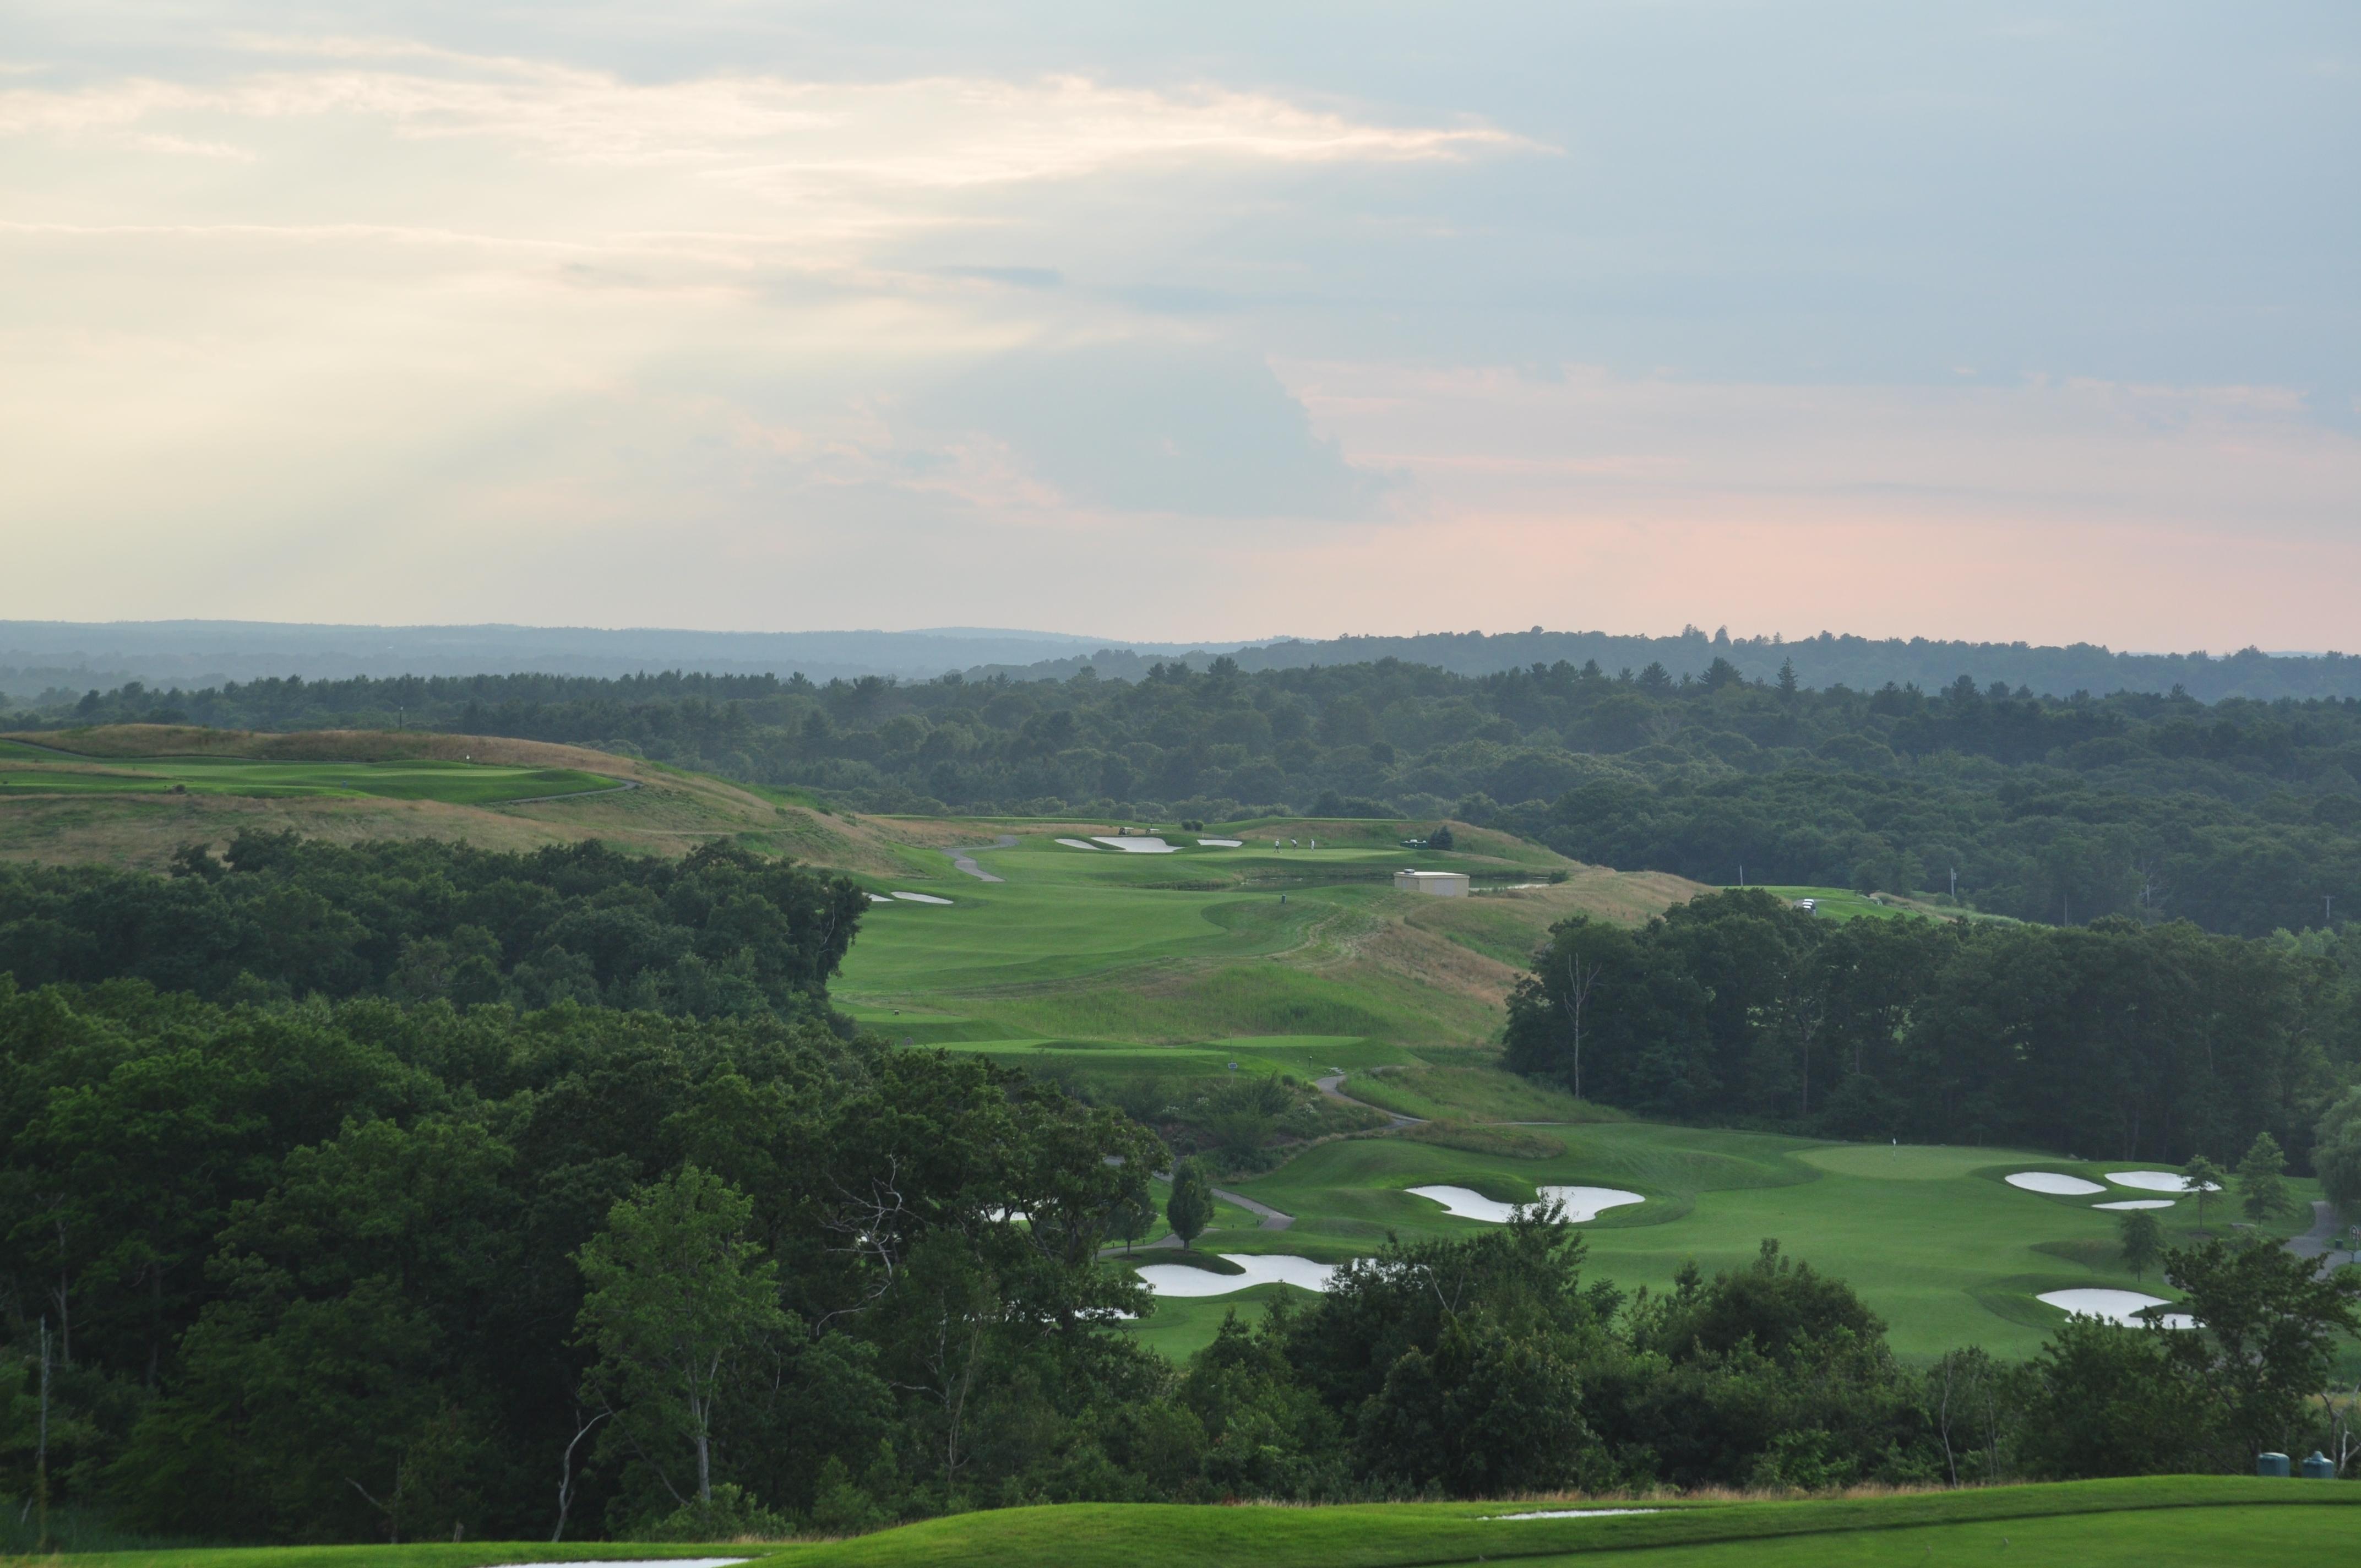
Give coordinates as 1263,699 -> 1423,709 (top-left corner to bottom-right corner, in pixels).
1110,1183 -> 1156,1255
2118,1208 -> 2162,1282
1166,1159 -> 1213,1250
2183,1156 -> 2230,1235
2237,1133 -> 2292,1224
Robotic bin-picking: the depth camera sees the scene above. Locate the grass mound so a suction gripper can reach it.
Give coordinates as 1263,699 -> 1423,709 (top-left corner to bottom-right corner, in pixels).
1399,1120 -> 1567,1159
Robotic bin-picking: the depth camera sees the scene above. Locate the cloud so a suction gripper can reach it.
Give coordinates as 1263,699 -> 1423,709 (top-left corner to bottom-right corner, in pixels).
0,46 -> 1529,250
910,341 -> 1394,519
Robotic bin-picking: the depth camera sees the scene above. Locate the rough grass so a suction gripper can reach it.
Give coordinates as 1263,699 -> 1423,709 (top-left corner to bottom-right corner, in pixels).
1396,1120 -> 1568,1159
1344,1064 -> 1623,1124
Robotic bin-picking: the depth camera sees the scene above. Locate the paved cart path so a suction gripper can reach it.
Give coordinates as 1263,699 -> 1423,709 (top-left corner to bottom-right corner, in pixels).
1315,1071 -> 1424,1128
942,834 -> 1017,881
2288,1200 -> 2352,1277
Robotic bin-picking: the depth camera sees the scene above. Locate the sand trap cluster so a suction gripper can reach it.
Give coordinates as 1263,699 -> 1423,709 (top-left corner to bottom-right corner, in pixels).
890,891 -> 954,904
1408,1184 -> 1644,1223
1092,835 -> 1176,853
1133,1254 -> 1336,1297
1054,837 -> 1102,850
2004,1172 -> 2106,1196
2108,1170 -> 2218,1192
2095,1199 -> 2175,1211
2037,1288 -> 2195,1329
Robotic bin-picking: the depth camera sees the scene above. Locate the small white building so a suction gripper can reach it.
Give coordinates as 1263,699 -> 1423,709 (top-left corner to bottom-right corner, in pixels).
1394,869 -> 1470,897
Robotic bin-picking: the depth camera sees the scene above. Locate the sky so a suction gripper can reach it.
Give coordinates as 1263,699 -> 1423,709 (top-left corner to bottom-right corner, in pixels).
3,2 -> 2355,650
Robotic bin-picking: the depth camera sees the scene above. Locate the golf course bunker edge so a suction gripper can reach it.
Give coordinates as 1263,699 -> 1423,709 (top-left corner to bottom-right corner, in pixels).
1407,1184 -> 1645,1223
1133,1254 -> 1336,1296
2036,1288 -> 2195,1329
2004,1171 -> 2106,1196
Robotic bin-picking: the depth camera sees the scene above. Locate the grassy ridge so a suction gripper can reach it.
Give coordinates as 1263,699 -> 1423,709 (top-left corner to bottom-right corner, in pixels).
0,726 -> 938,876
742,1479 -> 2356,1568
43,1480 -> 2360,1568
0,749 -> 617,805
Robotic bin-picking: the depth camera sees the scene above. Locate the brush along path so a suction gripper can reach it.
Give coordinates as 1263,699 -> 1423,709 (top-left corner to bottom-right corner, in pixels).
735,1478 -> 2354,1568
1316,1070 -> 1423,1127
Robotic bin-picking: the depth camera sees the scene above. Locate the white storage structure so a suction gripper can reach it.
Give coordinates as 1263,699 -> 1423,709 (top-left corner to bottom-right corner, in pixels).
1394,869 -> 1471,897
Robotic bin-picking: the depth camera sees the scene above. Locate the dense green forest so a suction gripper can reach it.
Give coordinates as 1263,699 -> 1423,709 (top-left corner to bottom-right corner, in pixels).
4,840 -> 2359,1542
3,979 -> 2352,1542
19,655 -> 2361,935
0,835 -> 868,1023
1505,892 -> 2361,1163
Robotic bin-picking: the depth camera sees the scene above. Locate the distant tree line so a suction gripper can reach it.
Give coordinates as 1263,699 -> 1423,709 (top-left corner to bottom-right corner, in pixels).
0,834 -> 867,1023
15,655 -> 2361,936
1506,892 -> 2361,1165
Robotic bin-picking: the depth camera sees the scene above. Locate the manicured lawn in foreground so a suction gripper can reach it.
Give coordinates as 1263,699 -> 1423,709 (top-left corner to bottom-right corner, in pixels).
47,1479 -> 2361,1568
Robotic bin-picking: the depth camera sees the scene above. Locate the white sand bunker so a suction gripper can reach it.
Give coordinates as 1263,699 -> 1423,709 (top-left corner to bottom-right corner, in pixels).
866,893 -> 895,903
1408,1185 -> 1644,1223
1134,1254 -> 1336,1296
1488,1509 -> 1662,1520
2108,1169 -> 2218,1192
2095,1199 -> 2175,1211
890,891 -> 953,905
1055,837 -> 1103,850
2037,1288 -> 2195,1329
1092,835 -> 1176,853
2005,1172 -> 2106,1196
1198,837 -> 1244,847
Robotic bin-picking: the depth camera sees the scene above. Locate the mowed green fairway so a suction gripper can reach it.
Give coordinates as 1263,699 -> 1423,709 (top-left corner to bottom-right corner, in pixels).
60,1479 -> 2343,1568
0,739 -> 619,805
825,823 -> 2327,1365
835,825 -> 1571,1043
1121,1127 -> 2321,1362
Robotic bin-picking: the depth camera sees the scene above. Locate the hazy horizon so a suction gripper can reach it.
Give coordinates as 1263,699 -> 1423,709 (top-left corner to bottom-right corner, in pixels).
5,3 -> 2354,647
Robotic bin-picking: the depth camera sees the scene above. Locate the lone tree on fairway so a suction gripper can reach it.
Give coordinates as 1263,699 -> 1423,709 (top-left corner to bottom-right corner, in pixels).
2184,1155 -> 2229,1235
1166,1158 -> 1212,1250
575,1165 -> 787,1512
1110,1182 -> 1156,1255
2238,1133 -> 2293,1225
2118,1208 -> 2163,1282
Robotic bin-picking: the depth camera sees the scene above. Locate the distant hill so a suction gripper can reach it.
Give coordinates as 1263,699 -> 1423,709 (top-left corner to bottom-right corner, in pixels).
5,619 -> 2355,703
0,620 -> 1269,700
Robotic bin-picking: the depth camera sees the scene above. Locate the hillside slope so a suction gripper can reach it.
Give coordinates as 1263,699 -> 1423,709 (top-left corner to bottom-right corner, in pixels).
0,725 -> 925,876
